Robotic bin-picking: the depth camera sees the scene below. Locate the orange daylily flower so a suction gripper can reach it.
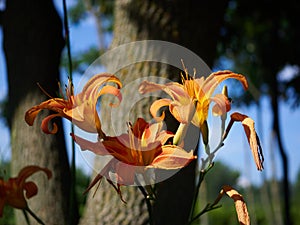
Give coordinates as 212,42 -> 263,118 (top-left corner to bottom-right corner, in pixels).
0,165 -> 52,216
72,118 -> 196,199
25,73 -> 122,138
139,70 -> 248,127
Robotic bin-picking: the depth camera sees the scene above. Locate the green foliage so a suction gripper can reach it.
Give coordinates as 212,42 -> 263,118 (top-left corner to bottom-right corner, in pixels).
62,0 -> 115,74
75,168 -> 90,217
68,0 -> 87,25
0,160 -> 15,225
61,46 -> 102,74
205,161 -> 240,200
205,161 -> 240,224
69,0 -> 114,28
291,169 -> 300,224
217,0 -> 300,107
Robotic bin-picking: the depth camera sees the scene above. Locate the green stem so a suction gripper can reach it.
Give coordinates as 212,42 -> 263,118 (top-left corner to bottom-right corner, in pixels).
188,203 -> 221,225
188,163 -> 214,223
25,207 -> 45,225
22,209 -> 31,225
62,0 -> 77,224
135,177 -> 153,225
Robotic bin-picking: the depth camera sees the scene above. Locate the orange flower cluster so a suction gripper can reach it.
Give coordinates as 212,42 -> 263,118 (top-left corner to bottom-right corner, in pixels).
24,69 -> 264,224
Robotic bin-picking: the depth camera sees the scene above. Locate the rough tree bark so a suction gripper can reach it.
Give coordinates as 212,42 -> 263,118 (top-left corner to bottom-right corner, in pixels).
2,0 -> 77,224
79,1 -> 228,225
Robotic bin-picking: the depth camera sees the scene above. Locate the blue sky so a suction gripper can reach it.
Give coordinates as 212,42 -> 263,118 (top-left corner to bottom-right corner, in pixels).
1,1 -> 300,186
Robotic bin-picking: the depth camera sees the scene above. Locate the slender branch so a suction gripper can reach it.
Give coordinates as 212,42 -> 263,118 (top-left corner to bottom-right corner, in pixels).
188,203 -> 221,225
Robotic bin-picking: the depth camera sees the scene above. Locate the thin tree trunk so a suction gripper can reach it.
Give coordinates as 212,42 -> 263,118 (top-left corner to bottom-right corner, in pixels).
270,77 -> 291,225
2,0 -> 77,224
79,1 -> 228,224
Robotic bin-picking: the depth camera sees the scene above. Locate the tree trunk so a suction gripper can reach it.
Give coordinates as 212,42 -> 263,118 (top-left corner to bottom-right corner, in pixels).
79,1 -> 228,224
270,76 -> 291,225
2,0 -> 76,224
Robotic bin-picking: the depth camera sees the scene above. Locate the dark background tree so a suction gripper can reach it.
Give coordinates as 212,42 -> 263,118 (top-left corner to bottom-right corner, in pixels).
1,0 -> 78,224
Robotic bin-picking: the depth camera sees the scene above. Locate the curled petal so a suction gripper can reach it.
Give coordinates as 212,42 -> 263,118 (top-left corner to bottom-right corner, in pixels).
98,86 -> 122,107
204,70 -> 248,97
17,166 -> 52,185
150,98 -> 171,121
81,73 -> 122,97
25,107 -> 42,126
25,98 -> 67,126
40,114 -> 60,134
24,181 -> 38,199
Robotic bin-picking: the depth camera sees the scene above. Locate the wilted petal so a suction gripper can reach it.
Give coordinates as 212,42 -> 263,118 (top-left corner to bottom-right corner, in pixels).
230,112 -> 264,171
222,185 -> 250,225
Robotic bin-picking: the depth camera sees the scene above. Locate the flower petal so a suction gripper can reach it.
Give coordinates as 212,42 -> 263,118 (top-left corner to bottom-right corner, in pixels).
98,85 -> 122,107
40,114 -> 60,134
230,112 -> 264,171
17,166 -> 52,185
24,181 -> 38,199
71,134 -> 110,155
170,101 -> 195,124
149,98 -> 171,121
81,73 -> 122,98
151,145 -> 196,169
222,185 -> 250,225
139,80 -> 164,94
115,162 -> 136,185
203,70 -> 248,98
25,98 -> 67,126
211,94 -> 231,116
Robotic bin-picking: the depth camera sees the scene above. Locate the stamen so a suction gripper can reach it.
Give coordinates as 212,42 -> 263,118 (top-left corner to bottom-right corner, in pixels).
37,83 -> 54,99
